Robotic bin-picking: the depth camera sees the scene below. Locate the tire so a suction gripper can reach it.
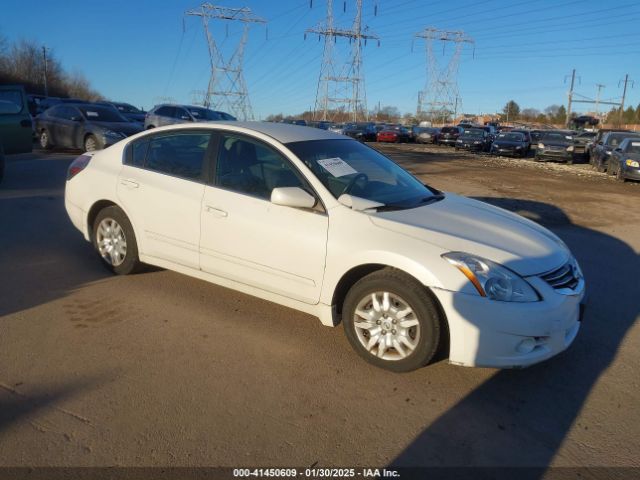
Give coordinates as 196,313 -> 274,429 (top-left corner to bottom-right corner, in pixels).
84,134 -> 99,152
92,206 -> 142,275
342,268 -> 442,372
39,129 -> 53,150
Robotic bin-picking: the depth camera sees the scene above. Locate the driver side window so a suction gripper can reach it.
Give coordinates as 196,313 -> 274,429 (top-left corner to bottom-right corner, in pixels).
214,134 -> 306,201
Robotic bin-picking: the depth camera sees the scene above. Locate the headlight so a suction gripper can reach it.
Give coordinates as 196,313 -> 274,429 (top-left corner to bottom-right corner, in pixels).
605,151 -> 611,155
473,141 -> 481,144
626,159 -> 640,168
442,252 -> 540,302
103,130 -> 125,138
566,145 -> 574,152
538,143 -> 544,149
515,146 -> 522,149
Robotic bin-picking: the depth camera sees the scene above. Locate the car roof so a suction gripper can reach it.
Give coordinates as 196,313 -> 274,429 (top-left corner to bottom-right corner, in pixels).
150,121 -> 347,143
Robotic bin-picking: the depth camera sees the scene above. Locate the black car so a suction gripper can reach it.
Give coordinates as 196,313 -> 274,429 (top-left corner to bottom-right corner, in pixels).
535,131 -> 575,163
344,123 -> 377,142
96,101 -> 146,124
490,132 -> 529,157
437,126 -> 464,146
509,129 -> 532,152
455,128 -> 492,152
529,130 -> 547,152
36,103 -> 143,152
608,137 -> 640,182
592,131 -> 640,172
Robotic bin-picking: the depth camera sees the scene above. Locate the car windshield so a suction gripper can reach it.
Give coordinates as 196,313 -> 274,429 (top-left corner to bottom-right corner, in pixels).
498,133 -> 524,141
627,141 -> 640,153
462,129 -> 483,138
286,139 -> 437,209
543,132 -> 571,142
607,133 -> 640,146
78,106 -> 127,122
115,103 -> 142,114
188,107 -> 223,121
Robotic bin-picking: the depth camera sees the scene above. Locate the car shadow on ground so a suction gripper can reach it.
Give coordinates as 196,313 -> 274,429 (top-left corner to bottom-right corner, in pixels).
389,198 -> 639,477
0,153 -> 111,317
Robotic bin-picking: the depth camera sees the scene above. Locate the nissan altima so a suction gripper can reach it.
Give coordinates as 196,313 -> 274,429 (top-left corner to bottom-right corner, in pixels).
64,122 -> 585,372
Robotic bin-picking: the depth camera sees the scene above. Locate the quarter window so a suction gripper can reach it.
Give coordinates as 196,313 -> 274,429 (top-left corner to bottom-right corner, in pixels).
0,90 -> 23,114
215,135 -> 305,200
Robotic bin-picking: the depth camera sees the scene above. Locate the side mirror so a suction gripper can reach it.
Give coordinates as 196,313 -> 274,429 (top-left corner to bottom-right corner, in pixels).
271,187 -> 316,209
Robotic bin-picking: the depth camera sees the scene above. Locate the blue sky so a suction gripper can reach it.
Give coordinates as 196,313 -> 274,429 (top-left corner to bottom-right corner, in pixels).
2,0 -> 639,118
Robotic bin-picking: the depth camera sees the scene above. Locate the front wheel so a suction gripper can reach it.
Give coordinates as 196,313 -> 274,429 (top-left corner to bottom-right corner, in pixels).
84,134 -> 99,152
342,269 -> 442,372
92,206 -> 142,275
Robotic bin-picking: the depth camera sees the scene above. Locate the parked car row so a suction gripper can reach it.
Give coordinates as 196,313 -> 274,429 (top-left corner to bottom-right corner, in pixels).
589,129 -> 640,182
30,95 -> 235,152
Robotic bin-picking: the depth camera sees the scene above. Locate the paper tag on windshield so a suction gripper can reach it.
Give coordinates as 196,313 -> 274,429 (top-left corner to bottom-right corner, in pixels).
632,142 -> 640,146
317,157 -> 357,177
86,111 -> 98,117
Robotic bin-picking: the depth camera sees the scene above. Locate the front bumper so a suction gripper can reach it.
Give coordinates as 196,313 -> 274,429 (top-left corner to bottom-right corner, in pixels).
432,279 -> 585,368
457,142 -> 485,151
492,146 -> 524,156
537,149 -> 573,161
622,165 -> 640,180
439,138 -> 457,145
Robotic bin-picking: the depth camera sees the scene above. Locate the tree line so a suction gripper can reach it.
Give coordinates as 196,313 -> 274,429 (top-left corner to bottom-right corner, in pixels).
0,35 -> 101,100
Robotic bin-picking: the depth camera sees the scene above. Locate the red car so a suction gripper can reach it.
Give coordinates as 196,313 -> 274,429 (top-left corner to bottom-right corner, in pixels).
376,127 -> 410,143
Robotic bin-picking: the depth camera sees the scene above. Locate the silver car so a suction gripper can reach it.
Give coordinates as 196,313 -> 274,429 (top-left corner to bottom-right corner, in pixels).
144,104 -> 235,130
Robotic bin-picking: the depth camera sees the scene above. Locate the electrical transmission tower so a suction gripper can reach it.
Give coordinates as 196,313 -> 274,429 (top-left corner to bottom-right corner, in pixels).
185,3 -> 266,120
306,0 -> 379,122
415,28 -> 473,124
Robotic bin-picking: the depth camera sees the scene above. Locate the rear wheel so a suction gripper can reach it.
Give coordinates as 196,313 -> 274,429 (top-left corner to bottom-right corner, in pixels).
84,134 -> 99,152
92,206 -> 142,275
39,129 -> 53,150
342,269 -> 442,372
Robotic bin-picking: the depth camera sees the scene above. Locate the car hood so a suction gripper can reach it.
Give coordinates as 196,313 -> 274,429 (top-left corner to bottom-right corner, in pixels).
91,121 -> 144,135
369,193 -> 568,276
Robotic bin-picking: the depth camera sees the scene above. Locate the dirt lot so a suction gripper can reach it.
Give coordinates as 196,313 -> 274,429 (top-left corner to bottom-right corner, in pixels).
0,143 -> 639,476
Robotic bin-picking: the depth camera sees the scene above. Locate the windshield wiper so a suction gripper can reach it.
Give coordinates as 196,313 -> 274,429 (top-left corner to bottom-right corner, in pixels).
374,194 -> 445,212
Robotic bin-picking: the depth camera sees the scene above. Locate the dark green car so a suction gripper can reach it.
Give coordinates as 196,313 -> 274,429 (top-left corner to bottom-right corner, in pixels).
0,85 -> 34,183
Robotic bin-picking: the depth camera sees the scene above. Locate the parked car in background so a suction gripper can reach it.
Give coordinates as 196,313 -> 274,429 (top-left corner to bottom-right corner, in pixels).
328,123 -> 346,135
415,127 -> 441,144
529,130 -> 546,152
592,131 -> 640,172
573,131 -> 597,161
588,129 -> 629,164
376,126 -> 411,143
309,120 -> 331,130
36,103 -> 143,152
607,137 -> 640,182
64,122 -> 585,372
0,85 -> 33,183
344,123 -> 377,142
96,101 -> 146,124
455,128 -> 492,152
490,132 -> 529,157
510,129 -> 532,153
535,131 -> 575,163
437,126 -> 463,146
144,104 -> 235,129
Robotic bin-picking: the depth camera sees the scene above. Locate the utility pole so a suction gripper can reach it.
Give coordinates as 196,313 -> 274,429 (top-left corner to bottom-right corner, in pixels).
185,3 -> 266,120
594,83 -> 605,118
565,68 -> 576,127
618,74 -> 633,126
415,28 -> 473,123
42,46 -> 49,97
306,0 -> 379,122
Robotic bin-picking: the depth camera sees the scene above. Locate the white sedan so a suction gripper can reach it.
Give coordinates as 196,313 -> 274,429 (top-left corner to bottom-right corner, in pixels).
64,122 -> 585,372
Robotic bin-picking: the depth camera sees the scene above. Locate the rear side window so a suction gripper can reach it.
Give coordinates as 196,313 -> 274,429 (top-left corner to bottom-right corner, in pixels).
146,132 -> 210,180
128,139 -> 149,167
0,90 -> 24,114
155,106 -> 175,117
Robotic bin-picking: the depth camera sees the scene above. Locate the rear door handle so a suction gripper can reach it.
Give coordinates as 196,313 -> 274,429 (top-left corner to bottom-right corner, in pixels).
120,179 -> 139,189
204,206 -> 228,218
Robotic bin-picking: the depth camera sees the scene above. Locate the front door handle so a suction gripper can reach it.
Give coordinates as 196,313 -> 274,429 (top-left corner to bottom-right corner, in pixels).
204,206 -> 228,218
120,179 -> 139,189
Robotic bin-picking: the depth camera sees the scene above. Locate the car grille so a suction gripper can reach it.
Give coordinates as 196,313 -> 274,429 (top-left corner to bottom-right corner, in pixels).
540,261 -> 580,291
